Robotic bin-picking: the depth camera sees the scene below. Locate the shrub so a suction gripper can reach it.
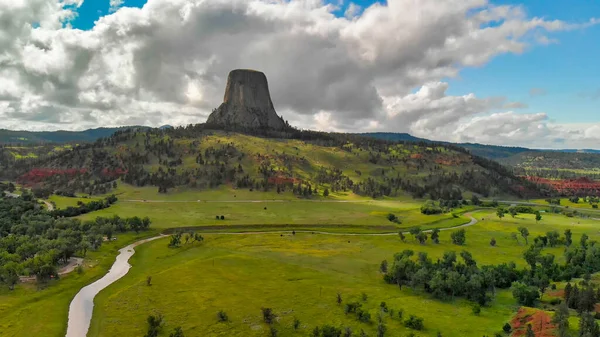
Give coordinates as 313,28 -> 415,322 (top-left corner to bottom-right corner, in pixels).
397,309 -> 404,320
361,292 -> 368,302
404,315 -> 424,330
220,215 -> 225,220
262,308 -> 276,324
380,302 -> 388,312
345,302 -> 362,314
451,229 -> 466,245
490,238 -> 496,247
472,304 -> 481,315
217,310 -> 228,322
293,318 -> 300,330
357,309 -> 371,323
269,327 -> 278,337
502,323 -> 512,333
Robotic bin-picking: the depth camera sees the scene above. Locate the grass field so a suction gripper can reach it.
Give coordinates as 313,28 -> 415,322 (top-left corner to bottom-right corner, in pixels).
87,211 -> 598,337
77,199 -> 471,233
0,231 -> 158,337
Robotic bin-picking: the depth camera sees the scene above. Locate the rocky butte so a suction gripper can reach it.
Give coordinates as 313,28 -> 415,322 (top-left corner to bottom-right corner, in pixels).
206,69 -> 287,130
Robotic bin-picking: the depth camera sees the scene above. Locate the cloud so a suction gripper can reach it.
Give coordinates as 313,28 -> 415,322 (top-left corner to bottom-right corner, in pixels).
109,0 -> 125,13
344,3 -> 361,19
578,89 -> 600,100
0,0 -> 598,148
529,87 -> 547,96
503,101 -> 528,109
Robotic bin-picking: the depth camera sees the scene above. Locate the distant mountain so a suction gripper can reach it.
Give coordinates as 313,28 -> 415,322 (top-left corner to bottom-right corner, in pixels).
360,133 -> 531,159
0,126 -> 147,144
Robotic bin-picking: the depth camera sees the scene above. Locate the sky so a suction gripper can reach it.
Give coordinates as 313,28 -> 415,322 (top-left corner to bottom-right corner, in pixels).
0,0 -> 599,149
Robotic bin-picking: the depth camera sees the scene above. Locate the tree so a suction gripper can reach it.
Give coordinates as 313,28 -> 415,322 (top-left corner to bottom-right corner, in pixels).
490,238 -> 496,247
380,260 -> 388,273
398,232 -> 406,242
535,211 -> 542,223
146,276 -> 152,286
144,314 -> 164,337
451,229 -> 466,245
518,227 -> 530,245
509,207 -> 517,218
431,229 -> 440,244
502,323 -> 512,334
578,312 -> 600,337
323,188 -> 329,197
511,281 -> 540,306
546,231 -> 559,247
169,327 -> 185,337
552,303 -> 570,337
525,324 -> 535,337
564,229 -> 572,247
471,195 -> 481,206
496,208 -> 505,219
337,293 -> 343,305
377,321 -> 386,337
415,231 -> 428,244
293,318 -> 300,330
217,310 -> 228,322
262,308 -> 276,324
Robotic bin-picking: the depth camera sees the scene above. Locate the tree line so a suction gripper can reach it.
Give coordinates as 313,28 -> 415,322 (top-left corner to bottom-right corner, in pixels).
0,196 -> 151,289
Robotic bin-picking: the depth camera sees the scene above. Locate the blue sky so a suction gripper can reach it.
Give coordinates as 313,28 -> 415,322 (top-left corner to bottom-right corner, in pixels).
68,0 -> 599,126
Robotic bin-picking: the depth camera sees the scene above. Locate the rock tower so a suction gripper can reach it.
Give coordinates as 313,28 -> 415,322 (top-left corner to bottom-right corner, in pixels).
206,69 -> 287,129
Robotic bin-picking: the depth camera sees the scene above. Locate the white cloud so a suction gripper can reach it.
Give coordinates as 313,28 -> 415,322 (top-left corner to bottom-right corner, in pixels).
0,0 -> 598,148
109,0 -> 125,13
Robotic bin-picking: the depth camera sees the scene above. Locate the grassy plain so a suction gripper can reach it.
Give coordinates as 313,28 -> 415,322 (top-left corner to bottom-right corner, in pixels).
0,231 -> 158,337
88,211 -> 598,337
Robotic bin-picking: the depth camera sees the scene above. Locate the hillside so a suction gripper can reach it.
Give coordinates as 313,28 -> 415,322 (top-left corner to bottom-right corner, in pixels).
0,127 -> 140,144
3,125 -> 540,199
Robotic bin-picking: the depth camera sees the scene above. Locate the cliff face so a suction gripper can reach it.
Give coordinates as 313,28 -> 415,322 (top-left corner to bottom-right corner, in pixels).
207,69 -> 287,129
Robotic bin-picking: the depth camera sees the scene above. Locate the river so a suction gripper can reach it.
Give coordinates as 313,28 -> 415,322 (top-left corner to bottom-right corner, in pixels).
65,235 -> 165,337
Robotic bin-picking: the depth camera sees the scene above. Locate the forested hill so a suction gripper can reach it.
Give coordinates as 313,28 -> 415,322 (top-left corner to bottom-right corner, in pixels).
0,127 -> 141,144
360,133 -> 531,159
3,124 -> 542,199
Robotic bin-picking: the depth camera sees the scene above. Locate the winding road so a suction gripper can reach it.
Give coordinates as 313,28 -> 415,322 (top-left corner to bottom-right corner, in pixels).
64,213 -> 479,337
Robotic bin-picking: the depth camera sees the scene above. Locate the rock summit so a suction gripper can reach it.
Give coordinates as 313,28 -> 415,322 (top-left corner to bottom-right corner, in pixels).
207,69 -> 287,130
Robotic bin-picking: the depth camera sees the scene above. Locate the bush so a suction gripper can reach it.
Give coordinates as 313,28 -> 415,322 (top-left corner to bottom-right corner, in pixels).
472,304 -> 481,315
220,215 -> 225,220
387,213 -> 400,223
293,318 -> 300,330
502,323 -> 512,333
361,292 -> 368,302
404,315 -> 424,330
217,310 -> 228,322
420,200 -> 443,215
269,327 -> 278,337
262,308 -> 276,324
380,301 -> 388,312
490,238 -> 496,247
357,309 -> 371,323
451,229 -> 466,245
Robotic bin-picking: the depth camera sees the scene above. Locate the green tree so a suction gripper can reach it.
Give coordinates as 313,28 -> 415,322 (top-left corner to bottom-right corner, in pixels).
552,303 -> 570,337
380,260 -> 388,273
496,207 -> 505,219
511,281 -> 540,306
546,231 -> 559,247
144,314 -> 164,337
509,207 -> 517,218
578,312 -> 600,337
323,188 -> 329,197
450,229 -> 466,245
169,327 -> 184,337
431,228 -> 440,244
518,227 -> 530,244
535,211 -> 542,223
564,229 -> 572,247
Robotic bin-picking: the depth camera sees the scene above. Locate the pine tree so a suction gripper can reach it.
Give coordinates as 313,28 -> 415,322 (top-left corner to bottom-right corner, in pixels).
552,303 -> 570,337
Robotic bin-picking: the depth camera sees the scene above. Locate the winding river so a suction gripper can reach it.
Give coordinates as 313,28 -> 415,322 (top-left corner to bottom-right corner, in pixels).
65,235 -> 165,337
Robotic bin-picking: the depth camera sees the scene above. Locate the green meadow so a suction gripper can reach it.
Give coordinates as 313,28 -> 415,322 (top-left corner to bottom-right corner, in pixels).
87,210 -> 598,337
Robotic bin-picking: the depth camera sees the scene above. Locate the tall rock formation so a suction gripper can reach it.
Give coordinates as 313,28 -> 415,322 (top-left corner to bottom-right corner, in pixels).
206,69 -> 287,130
